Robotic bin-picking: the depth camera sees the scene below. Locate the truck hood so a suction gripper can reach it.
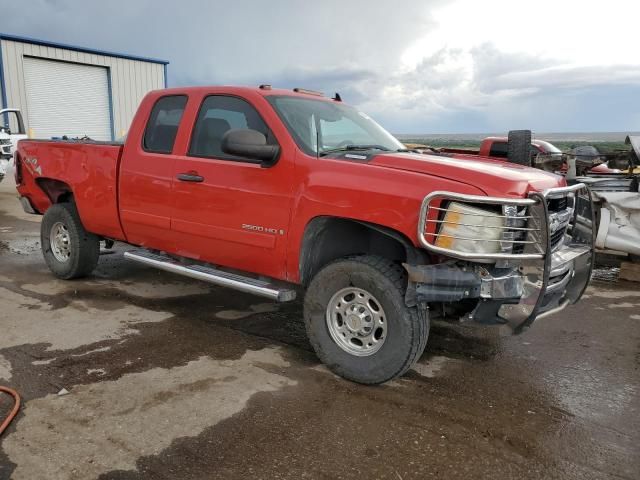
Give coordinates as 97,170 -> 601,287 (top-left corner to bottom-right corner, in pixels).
372,152 -> 565,197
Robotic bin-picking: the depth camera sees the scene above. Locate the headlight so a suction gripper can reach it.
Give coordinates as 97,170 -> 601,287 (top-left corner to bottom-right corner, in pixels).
435,202 -> 504,254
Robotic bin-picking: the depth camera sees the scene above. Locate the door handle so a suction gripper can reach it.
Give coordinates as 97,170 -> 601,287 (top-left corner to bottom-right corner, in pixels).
177,172 -> 204,183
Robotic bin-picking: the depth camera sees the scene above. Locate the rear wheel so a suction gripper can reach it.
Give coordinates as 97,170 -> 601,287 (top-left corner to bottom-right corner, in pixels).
41,202 -> 100,279
304,255 -> 429,384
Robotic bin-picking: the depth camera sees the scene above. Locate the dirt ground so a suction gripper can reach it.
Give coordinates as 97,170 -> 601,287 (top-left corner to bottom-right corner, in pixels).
0,174 -> 638,480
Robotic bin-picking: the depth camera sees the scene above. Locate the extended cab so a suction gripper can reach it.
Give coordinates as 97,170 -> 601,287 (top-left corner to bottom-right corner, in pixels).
15,86 -> 595,384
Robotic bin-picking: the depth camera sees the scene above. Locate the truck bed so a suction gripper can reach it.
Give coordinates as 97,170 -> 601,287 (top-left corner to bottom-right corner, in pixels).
438,147 -> 481,156
15,139 -> 126,240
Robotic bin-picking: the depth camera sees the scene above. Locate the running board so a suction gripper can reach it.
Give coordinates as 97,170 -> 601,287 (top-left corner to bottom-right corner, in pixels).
124,250 -> 297,302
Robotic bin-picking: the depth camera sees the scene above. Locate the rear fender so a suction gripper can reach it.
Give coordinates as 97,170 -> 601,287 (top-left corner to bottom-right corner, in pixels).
35,178 -> 74,205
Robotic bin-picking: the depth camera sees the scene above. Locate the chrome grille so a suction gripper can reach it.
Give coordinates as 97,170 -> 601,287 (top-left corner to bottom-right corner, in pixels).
547,194 -> 574,252
549,228 -> 565,251
547,196 -> 568,212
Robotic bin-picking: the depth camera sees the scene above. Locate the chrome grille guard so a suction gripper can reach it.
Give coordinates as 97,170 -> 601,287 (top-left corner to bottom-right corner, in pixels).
418,183 -> 589,261
417,183 -> 595,330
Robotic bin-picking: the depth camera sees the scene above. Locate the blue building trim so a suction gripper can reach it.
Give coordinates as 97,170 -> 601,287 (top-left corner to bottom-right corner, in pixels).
164,63 -> 168,88
0,38 -> 8,117
0,33 -> 169,65
106,67 -> 116,141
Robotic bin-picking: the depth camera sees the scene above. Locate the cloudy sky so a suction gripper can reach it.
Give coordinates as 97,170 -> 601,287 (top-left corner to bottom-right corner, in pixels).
1,0 -> 638,134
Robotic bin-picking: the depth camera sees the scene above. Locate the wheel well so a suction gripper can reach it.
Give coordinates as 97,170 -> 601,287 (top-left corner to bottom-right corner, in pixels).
36,178 -> 74,204
299,217 -> 424,286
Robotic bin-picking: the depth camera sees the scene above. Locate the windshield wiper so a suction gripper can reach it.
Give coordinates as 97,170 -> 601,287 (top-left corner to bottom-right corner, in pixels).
318,144 -> 391,157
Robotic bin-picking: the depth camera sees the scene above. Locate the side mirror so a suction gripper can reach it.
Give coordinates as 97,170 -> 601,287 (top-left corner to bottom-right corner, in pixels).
221,129 -> 280,164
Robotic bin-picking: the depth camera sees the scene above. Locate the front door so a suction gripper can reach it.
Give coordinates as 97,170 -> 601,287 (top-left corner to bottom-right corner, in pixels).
170,95 -> 295,279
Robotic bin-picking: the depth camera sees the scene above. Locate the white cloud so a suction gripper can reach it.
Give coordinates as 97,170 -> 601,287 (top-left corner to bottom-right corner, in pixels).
402,0 -> 640,67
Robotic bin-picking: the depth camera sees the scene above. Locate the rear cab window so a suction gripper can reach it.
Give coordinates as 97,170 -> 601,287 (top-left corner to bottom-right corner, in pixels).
143,95 -> 188,154
489,141 -> 508,158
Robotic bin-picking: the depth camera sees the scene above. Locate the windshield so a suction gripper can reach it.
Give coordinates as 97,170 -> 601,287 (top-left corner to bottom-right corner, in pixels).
267,96 -> 405,156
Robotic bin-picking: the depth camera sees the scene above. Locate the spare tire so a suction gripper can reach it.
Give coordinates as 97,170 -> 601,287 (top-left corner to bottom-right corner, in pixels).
508,130 -> 532,166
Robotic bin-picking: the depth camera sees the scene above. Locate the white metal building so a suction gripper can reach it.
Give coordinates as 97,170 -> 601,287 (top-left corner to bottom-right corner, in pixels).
0,34 -> 168,141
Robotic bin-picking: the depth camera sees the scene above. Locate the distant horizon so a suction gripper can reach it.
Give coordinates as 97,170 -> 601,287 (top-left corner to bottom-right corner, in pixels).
395,132 -> 640,142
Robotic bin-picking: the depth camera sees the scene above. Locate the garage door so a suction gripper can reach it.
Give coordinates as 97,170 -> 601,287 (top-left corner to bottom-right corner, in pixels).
23,57 -> 113,141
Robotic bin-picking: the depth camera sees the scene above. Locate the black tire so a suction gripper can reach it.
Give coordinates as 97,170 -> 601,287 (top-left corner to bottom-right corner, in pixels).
507,130 -> 532,166
304,255 -> 429,384
41,202 -> 100,279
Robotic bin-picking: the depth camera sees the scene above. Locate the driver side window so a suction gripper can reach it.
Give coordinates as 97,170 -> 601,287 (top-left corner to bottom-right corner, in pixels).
188,95 -> 276,160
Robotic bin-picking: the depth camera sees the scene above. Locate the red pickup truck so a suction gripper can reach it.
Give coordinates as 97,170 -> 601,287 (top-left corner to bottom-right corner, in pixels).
15,86 -> 595,384
435,136 -> 560,160
427,134 -> 564,168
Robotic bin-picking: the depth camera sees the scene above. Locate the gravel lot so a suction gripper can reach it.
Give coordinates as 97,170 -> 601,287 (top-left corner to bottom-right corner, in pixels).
0,175 -> 638,480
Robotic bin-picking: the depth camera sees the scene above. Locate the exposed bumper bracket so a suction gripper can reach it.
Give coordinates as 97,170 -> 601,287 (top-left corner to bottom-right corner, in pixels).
18,196 -> 37,214
405,263 -> 525,305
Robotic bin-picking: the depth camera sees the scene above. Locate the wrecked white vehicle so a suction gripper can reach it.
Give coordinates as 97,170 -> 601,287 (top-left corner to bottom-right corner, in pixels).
0,130 -> 11,183
577,136 -> 640,257
0,108 -> 27,183
593,190 -> 640,256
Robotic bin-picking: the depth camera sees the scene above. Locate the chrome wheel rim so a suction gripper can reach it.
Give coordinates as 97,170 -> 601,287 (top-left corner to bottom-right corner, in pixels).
326,287 -> 387,356
50,222 -> 71,262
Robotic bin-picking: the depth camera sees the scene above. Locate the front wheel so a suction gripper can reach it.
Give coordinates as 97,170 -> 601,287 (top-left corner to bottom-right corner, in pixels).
41,202 -> 100,279
304,256 -> 429,384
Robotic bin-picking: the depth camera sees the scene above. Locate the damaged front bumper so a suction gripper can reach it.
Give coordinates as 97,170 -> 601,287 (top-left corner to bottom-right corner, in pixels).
408,184 -> 595,333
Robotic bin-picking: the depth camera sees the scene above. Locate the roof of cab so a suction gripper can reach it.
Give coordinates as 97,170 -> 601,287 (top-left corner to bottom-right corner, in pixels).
148,85 -> 336,101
